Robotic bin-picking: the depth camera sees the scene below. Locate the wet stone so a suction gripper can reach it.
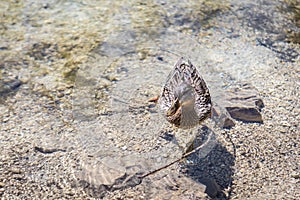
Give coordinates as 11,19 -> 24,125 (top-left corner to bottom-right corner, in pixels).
212,104 -> 236,129
9,167 -> 22,174
226,106 -> 263,123
222,118 -> 236,129
224,84 -> 264,123
0,0 -> 299,199
213,83 -> 264,125
12,174 -> 24,181
0,78 -> 22,97
291,173 -> 300,179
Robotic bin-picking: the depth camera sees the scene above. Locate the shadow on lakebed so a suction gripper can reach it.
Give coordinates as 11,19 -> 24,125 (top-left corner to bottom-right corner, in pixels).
181,126 -> 235,199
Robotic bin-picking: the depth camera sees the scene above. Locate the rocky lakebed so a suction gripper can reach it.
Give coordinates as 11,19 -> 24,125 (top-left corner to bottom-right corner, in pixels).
0,0 -> 299,199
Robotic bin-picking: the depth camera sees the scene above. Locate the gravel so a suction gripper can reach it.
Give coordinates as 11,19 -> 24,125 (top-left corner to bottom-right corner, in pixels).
0,0 -> 299,199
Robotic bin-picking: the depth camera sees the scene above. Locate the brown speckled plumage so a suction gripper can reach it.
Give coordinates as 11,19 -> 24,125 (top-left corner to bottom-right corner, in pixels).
159,57 -> 211,128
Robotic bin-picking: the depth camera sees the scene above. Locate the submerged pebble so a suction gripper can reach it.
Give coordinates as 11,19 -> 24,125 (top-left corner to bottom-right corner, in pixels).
0,79 -> 22,97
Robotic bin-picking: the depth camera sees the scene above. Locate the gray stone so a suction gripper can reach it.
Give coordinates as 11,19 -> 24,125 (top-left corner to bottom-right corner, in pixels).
224,84 -> 264,123
0,78 -> 22,97
211,104 -> 236,129
226,106 -> 263,123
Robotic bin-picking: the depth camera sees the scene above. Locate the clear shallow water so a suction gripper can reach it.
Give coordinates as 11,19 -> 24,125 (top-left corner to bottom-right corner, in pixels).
1,0 -> 299,199
71,28 -> 221,196
29,1 -> 297,196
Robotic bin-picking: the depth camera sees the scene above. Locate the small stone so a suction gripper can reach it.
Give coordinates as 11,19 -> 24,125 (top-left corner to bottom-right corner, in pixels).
134,145 -> 140,151
65,89 -> 72,95
226,106 -> 263,123
106,75 -> 118,82
281,120 -> 291,127
57,92 -> 64,98
223,118 -> 236,129
291,173 -> 300,179
13,174 -> 24,181
211,104 -> 235,129
64,190 -> 75,196
0,78 -> 22,96
255,98 -> 264,109
9,167 -> 22,174
135,123 -> 141,130
2,117 -> 10,123
99,77 -> 112,88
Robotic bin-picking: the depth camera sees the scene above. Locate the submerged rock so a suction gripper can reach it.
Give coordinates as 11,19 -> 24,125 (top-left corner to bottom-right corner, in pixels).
226,106 -> 263,123
212,104 -> 236,129
0,78 -> 22,97
212,83 -> 264,128
224,84 -> 264,123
